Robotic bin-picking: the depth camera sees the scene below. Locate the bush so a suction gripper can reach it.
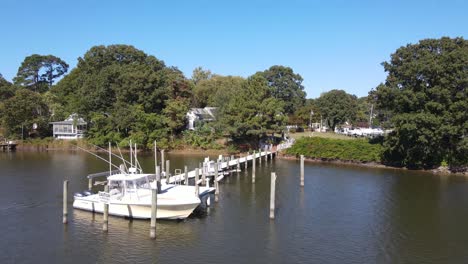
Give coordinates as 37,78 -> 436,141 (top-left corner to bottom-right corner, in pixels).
286,137 -> 382,163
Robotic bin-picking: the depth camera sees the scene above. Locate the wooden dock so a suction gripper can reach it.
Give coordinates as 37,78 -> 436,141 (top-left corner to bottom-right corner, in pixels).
165,149 -> 277,184
0,141 -> 17,151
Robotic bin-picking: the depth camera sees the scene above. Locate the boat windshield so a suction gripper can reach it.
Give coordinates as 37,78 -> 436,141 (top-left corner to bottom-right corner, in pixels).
134,177 -> 151,189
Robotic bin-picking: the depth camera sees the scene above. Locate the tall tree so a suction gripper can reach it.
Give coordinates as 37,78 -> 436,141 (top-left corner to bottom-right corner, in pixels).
52,44 -> 192,148
0,74 -> 15,101
191,67 -> 212,85
315,89 -> 358,131
193,75 -> 245,107
257,65 -> 306,115
374,37 -> 467,169
14,54 -> 68,93
0,89 -> 49,138
218,75 -> 286,145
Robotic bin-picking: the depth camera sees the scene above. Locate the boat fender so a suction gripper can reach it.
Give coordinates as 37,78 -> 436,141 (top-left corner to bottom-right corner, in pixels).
83,191 -> 92,196
74,192 -> 84,197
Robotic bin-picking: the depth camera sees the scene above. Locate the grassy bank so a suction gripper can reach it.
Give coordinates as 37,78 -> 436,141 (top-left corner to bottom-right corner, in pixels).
285,137 -> 382,163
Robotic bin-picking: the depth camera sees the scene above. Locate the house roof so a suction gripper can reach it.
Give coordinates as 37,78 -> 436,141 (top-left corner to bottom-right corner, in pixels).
49,114 -> 87,125
188,107 -> 218,121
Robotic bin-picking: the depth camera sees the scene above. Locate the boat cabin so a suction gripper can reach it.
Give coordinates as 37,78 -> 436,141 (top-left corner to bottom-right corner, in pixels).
107,174 -> 154,200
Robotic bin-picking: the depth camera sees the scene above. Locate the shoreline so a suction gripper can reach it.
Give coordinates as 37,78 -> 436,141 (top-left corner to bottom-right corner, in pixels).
279,153 -> 467,176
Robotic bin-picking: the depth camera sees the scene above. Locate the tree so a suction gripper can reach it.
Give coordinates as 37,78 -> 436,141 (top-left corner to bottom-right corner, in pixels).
13,54 -> 68,93
315,89 -> 358,131
374,37 -> 467,169
163,98 -> 190,140
192,75 -> 245,107
191,66 -> 212,85
257,65 -> 306,115
0,89 -> 49,138
218,75 -> 286,145
51,45 -> 194,147
0,74 -> 15,101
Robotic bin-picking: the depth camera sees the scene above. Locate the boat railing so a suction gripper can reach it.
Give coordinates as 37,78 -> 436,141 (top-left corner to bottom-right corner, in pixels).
87,170 -> 121,179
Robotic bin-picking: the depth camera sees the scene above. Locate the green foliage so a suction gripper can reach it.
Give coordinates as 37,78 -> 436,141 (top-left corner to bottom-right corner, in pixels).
13,54 -> 68,93
374,37 -> 467,169
0,74 -> 15,101
217,75 -> 287,144
257,65 -> 306,115
192,75 -> 245,108
191,66 -> 212,85
286,137 -> 382,162
0,89 -> 49,138
315,89 -> 358,131
182,124 -> 219,149
50,44 -> 194,149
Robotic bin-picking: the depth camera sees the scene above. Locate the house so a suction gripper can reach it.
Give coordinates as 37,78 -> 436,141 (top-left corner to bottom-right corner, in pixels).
49,114 -> 87,139
186,107 -> 217,130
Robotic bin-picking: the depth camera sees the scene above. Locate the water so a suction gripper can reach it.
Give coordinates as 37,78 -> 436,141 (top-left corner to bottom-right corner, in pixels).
1,151 -> 468,263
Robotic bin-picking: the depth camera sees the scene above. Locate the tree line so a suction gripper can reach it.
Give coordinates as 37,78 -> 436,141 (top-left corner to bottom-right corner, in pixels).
0,37 -> 466,170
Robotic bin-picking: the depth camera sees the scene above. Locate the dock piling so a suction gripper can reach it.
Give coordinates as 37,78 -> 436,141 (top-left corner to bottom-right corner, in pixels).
270,172 -> 276,220
62,180 -> 68,224
300,155 -> 304,187
184,166 -> 188,185
202,164 -> 206,185
88,178 -> 93,190
214,162 -> 219,202
195,168 -> 200,196
166,160 -> 170,180
259,149 -> 262,165
245,152 -> 249,169
150,188 -> 157,239
161,149 -> 165,173
103,185 -> 109,232
252,151 -> 256,183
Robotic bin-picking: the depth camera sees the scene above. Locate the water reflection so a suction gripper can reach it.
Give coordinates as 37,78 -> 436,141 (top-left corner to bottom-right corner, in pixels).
2,151 -> 468,263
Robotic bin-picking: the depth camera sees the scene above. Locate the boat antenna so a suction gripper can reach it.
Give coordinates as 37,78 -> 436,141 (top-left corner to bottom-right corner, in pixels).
109,142 -> 112,176
87,143 -> 132,168
75,145 -> 121,171
116,145 -> 129,173
129,139 -> 133,168
134,143 -> 143,173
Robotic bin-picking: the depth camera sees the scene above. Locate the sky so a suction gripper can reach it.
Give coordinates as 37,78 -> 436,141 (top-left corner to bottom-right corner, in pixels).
1,0 -> 467,98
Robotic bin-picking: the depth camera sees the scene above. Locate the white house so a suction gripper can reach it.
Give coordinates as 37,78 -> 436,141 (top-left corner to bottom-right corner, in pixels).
50,114 -> 87,139
186,107 -> 217,130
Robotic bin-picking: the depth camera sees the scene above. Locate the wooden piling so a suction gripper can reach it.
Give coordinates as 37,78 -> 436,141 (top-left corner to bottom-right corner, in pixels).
202,163 -> 206,185
62,180 -> 68,224
258,149 -> 262,165
252,151 -> 256,183
237,156 -> 240,171
195,168 -> 200,196
214,162 -> 219,202
103,185 -> 109,232
166,160 -> 170,180
245,152 -> 249,169
184,166 -> 188,185
300,155 -> 304,187
150,188 -> 157,239
161,149 -> 165,173
270,172 -> 276,219
88,178 -> 93,190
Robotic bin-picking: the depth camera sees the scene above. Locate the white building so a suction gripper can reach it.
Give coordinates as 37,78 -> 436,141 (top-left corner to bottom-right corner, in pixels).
50,114 -> 87,139
186,107 -> 217,130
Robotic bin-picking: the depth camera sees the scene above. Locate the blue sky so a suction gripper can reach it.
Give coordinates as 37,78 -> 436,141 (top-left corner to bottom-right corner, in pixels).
1,0 -> 466,98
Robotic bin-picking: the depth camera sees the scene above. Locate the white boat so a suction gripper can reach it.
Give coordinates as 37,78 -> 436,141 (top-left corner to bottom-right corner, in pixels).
73,142 -> 214,220
74,173 -> 209,219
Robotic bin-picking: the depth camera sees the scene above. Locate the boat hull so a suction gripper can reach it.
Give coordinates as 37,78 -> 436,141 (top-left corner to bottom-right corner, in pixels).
73,198 -> 199,220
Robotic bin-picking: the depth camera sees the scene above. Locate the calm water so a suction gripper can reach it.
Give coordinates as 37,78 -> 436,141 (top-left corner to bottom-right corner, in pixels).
1,151 -> 468,264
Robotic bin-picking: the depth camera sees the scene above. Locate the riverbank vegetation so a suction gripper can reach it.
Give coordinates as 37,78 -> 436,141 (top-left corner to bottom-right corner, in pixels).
0,37 -> 466,171
286,137 -> 382,163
